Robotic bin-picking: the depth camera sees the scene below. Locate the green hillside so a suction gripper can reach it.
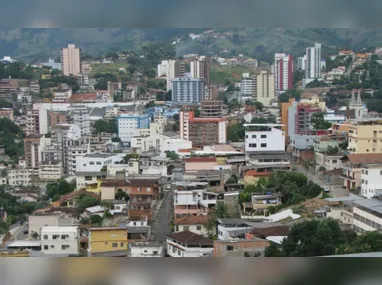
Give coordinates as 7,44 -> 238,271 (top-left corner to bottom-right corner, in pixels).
1,28 -> 382,63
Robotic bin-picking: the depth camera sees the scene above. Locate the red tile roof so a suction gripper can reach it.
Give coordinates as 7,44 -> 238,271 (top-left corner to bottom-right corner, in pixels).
174,215 -> 210,225
251,225 -> 290,237
245,170 -> 271,177
185,157 -> 216,163
167,231 -> 213,246
68,93 -> 96,102
345,153 -> 382,164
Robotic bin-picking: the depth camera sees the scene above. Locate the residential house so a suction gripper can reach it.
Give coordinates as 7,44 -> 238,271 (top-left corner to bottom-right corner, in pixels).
213,239 -> 270,257
88,227 -> 128,257
28,213 -> 80,238
173,215 -> 212,237
360,163 -> 382,199
41,226 -> 80,256
166,231 -> 214,257
129,241 -> 165,257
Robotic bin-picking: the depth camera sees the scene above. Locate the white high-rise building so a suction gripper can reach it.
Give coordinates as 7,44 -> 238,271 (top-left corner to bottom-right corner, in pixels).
190,56 -> 211,87
240,73 -> 256,98
157,60 -> 181,91
274,53 -> 293,92
256,70 -> 275,107
305,43 -> 322,80
171,76 -> 206,103
61,44 -> 81,76
297,55 -> 307,71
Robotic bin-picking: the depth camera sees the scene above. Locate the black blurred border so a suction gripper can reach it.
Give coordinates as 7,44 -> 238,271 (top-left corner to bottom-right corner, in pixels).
0,0 -> 380,28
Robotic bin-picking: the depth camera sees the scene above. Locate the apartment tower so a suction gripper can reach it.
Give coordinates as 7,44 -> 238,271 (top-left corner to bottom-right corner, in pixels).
61,44 -> 81,76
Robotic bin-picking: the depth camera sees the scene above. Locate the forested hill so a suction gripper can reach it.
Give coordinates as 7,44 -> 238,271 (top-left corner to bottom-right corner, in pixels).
1,28 -> 382,63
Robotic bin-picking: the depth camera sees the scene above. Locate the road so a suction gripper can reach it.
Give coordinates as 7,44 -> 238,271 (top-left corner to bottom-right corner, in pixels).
151,190 -> 173,242
294,165 -> 349,198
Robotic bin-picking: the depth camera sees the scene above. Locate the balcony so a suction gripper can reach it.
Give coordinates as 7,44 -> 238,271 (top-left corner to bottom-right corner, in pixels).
340,173 -> 356,181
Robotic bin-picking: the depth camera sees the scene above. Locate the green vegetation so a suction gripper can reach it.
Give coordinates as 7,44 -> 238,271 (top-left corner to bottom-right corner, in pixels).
240,172 -> 322,207
213,203 -> 230,219
93,118 -> 118,134
39,75 -> 80,93
46,179 -> 76,201
0,118 -> 24,161
210,63 -> 252,85
227,123 -> 245,142
76,195 -> 100,213
165,151 -> 179,160
226,174 -> 238,184
278,89 -> 302,103
306,79 -> 329,88
265,219 -> 356,257
311,113 -> 332,130
115,189 -> 129,201
90,62 -> 128,77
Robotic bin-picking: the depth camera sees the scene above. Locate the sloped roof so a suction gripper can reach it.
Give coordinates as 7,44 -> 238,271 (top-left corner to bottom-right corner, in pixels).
345,153 -> 382,164
167,231 -> 213,246
174,215 -> 210,225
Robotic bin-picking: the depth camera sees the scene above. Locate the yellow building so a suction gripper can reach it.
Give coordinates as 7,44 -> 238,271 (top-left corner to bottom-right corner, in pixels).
300,94 -> 326,111
85,180 -> 102,194
280,98 -> 295,135
348,119 -> 382,154
88,227 -> 128,256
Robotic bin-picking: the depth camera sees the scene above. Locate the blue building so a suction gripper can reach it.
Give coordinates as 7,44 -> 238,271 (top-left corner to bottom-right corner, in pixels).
117,114 -> 150,145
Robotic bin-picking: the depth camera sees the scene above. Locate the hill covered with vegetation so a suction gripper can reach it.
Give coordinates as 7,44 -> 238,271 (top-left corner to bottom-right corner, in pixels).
2,28 -> 382,63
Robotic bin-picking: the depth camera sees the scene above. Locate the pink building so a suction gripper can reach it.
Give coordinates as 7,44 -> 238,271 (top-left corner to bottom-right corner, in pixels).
185,157 -> 217,172
274,53 -> 293,92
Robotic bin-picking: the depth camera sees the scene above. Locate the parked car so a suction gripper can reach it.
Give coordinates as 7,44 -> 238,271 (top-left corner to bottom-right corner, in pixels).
323,186 -> 330,193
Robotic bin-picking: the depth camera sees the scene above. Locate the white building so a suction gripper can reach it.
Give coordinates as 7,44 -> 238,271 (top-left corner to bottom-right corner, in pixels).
41,226 -> 80,256
361,164 -> 382,199
8,168 -> 34,186
157,60 -> 181,91
131,133 -> 192,154
297,55 -> 306,71
53,88 -> 72,103
117,114 -> 150,144
129,242 -> 165,257
96,90 -> 110,102
240,73 -> 256,98
305,42 -> 322,80
39,162 -> 64,181
171,76 -> 206,103
256,70 -> 275,107
70,103 -> 91,135
75,153 -> 124,173
166,231 -> 214,257
173,215 -> 211,237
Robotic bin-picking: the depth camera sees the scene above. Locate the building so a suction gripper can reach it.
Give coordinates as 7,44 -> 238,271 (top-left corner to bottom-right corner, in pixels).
240,73 -> 256,98
360,164 -> 382,199
75,153 -> 124,174
173,215 -> 212,237
213,239 -> 270,257
41,226 -> 80,256
52,87 -> 72,103
280,98 -> 295,138
49,111 -> 70,128
200,100 -> 228,118
25,109 -> 40,136
7,168 -> 34,186
190,56 -> 211,87
117,114 -> 150,144
70,103 -> 91,135
256,70 -> 275,107
39,161 -> 64,181
179,110 -> 227,147
0,108 -> 14,121
88,227 -> 128,257
129,242 -> 165,257
166,231 -> 214,257
157,60 -> 181,91
244,124 -> 289,170
24,134 -> 41,169
274,53 -> 293,92
305,42 -> 322,80
171,76 -> 206,103
349,89 -> 364,119
41,58 -> 61,70
347,119 -> 382,154
173,182 -> 217,218
61,44 -> 81,76
287,101 -> 322,138
297,55 -> 306,70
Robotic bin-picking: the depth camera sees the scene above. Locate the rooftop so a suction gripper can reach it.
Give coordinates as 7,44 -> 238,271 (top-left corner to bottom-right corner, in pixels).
41,226 -> 79,232
343,154 -> 382,165
83,153 -> 116,158
174,215 -> 211,225
167,231 -> 213,246
68,93 -> 96,102
130,241 -> 163,247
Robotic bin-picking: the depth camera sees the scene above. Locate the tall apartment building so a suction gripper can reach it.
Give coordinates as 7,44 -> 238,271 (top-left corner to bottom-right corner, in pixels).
24,134 -> 41,169
274,53 -> 293,92
49,111 -> 70,128
240,73 -> 256,98
256,70 -> 275,107
117,114 -> 150,144
305,43 -> 322,80
25,109 -> 40,136
157,60 -> 181,91
200,100 -> 228,118
61,44 -> 81,76
179,110 -> 227,147
190,56 -> 211,87
70,103 -> 90,135
348,119 -> 382,154
297,55 -> 307,71
171,76 -> 206,103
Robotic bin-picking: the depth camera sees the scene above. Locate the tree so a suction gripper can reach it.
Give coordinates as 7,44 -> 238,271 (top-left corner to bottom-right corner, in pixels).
76,196 -> 100,213
30,232 -> 39,240
115,189 -> 130,201
145,101 -> 156,109
310,113 -> 332,130
306,79 -> 329,88
214,203 -> 229,219
123,153 -> 139,163
90,215 -> 103,226
165,151 -> 179,160
226,175 -> 238,184
326,145 -> 339,155
203,215 -> 216,238
93,119 -> 118,134
105,51 -> 119,60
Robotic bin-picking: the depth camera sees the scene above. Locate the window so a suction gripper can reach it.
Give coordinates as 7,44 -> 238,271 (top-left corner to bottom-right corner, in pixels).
50,245 -> 55,248
252,135 -> 256,138
89,162 -> 95,165
196,226 -> 202,230
261,135 -> 267,138
137,188 -> 141,192
146,187 -> 151,192
249,143 -> 257,148
332,160 -> 337,163
96,162 -> 102,165
61,235 -> 69,239
261,143 -> 267,147
183,226 -> 189,231
362,179 -> 364,183
366,180 -> 368,185
44,245 -> 48,250
61,245 -> 70,250
380,170 -> 382,175
52,235 -> 59,240
175,226 -> 179,231
153,251 -> 158,255
366,170 -> 368,175
112,243 -> 118,248
362,169 -> 364,174
120,242 -> 124,247
43,235 -> 48,240
226,245 -> 234,251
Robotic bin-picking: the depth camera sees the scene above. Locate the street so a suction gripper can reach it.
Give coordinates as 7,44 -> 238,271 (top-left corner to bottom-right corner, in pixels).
151,190 -> 173,242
